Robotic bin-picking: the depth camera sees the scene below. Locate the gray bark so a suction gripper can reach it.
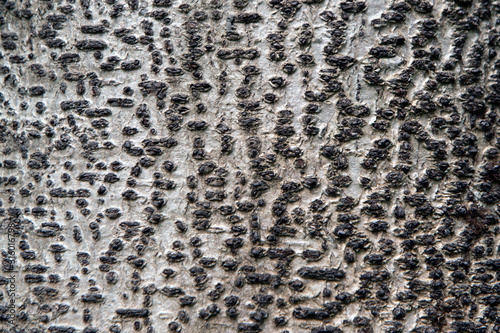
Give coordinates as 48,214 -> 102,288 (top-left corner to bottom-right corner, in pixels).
1,0 -> 500,332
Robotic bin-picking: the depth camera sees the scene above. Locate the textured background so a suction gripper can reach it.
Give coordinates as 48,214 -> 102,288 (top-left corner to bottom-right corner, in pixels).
1,0 -> 500,332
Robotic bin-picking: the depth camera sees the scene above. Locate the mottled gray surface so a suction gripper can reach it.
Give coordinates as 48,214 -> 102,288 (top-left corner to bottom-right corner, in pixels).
1,0 -> 500,332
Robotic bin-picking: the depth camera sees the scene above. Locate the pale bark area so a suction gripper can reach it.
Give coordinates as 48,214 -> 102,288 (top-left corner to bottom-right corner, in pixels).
1,0 -> 500,332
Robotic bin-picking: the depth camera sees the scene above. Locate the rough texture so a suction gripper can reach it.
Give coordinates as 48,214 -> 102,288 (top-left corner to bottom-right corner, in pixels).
1,0 -> 500,332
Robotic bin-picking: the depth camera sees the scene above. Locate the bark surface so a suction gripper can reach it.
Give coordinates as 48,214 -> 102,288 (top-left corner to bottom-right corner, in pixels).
1,0 -> 500,332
